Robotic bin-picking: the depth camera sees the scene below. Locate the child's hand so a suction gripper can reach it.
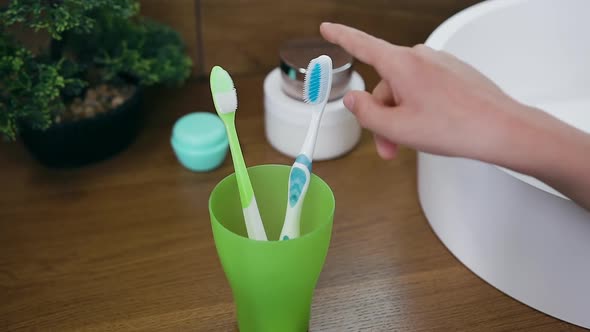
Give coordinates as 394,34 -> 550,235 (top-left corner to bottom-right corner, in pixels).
320,22 -> 524,163
320,22 -> 590,210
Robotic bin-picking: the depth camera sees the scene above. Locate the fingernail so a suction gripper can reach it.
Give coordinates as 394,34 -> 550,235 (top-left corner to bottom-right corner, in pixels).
343,93 -> 355,111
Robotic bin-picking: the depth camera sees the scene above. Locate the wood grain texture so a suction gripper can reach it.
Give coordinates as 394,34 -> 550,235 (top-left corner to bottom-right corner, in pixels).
0,0 -> 201,75
200,0 -> 483,75
140,0 -> 201,76
0,69 -> 584,331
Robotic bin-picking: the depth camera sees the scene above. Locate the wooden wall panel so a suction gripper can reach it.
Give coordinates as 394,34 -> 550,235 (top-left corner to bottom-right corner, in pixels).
3,0 -> 484,78
200,0 -> 483,76
1,0 -> 202,76
1,0 -> 50,54
140,0 -> 202,76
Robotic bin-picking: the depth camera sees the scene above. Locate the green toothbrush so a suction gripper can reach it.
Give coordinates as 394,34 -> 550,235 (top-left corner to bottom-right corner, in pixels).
210,66 -> 267,241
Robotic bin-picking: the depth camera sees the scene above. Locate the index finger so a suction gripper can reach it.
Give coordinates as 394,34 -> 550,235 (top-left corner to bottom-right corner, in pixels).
320,22 -> 405,73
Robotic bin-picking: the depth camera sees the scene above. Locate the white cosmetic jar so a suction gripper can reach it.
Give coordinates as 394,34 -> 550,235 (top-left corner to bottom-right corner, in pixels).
263,68 -> 364,160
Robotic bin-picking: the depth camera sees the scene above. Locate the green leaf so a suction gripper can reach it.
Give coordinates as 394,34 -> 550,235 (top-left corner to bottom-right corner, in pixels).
0,34 -> 66,139
0,0 -> 191,140
1,0 -> 139,40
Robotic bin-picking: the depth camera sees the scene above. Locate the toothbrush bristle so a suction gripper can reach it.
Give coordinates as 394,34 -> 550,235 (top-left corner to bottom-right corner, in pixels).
214,89 -> 237,114
303,55 -> 332,105
210,66 -> 238,114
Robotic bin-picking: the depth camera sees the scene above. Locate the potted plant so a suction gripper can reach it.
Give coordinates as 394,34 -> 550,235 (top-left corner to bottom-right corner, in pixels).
0,0 -> 192,167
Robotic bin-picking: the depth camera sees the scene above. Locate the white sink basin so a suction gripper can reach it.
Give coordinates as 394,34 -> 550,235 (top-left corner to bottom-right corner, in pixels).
419,0 -> 590,328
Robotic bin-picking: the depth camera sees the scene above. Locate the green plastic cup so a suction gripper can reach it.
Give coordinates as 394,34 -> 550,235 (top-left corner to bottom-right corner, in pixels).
209,164 -> 335,332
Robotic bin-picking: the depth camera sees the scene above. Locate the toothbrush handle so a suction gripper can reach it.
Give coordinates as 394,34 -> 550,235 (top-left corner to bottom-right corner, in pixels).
280,109 -> 323,240
225,120 -> 267,241
280,157 -> 312,240
300,109 -> 323,158
225,120 -> 254,208
242,196 -> 267,241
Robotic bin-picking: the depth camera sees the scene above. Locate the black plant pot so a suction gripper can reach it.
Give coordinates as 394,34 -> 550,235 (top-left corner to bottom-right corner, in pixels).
19,86 -> 144,168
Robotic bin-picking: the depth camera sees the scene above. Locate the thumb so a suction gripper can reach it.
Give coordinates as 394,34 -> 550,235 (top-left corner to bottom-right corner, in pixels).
343,90 -> 407,142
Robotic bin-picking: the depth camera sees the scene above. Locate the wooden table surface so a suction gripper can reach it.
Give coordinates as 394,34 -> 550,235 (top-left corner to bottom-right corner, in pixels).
0,68 -> 584,331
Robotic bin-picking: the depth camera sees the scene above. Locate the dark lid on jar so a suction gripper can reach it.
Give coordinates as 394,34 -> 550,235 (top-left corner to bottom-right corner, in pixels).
279,38 -> 353,101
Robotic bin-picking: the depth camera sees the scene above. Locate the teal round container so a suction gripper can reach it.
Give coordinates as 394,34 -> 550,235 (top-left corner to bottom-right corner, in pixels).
171,112 -> 229,172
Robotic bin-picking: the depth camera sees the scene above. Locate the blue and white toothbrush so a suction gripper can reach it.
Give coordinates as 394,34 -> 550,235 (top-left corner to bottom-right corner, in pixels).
279,55 -> 333,240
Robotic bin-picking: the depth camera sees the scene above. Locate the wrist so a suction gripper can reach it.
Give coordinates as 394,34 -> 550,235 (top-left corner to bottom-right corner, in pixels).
472,101 -> 540,172
480,102 -> 551,175
494,103 -> 589,184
